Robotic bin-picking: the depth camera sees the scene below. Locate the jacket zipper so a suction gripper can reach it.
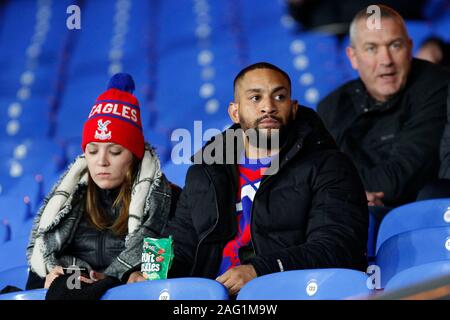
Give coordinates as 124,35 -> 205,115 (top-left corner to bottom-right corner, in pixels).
249,177 -> 273,256
98,232 -> 104,270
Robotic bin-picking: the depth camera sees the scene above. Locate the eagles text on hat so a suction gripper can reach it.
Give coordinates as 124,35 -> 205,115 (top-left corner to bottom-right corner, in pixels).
89,103 -> 139,123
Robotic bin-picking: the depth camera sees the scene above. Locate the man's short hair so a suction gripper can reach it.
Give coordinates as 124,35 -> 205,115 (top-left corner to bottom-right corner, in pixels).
349,4 -> 408,47
233,62 -> 292,95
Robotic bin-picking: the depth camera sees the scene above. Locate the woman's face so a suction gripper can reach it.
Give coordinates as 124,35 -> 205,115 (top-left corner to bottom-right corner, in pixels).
85,142 -> 134,189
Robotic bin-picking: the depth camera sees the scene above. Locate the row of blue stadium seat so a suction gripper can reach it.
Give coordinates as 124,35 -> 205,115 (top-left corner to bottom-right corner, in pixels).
0,0 -> 74,139
2,198 -> 450,298
2,0 -> 449,191
2,261 -> 449,300
2,262 -> 450,300
373,199 -> 450,289
2,1 -> 450,138
376,226 -> 450,288
0,267 -> 369,300
0,0 -> 351,144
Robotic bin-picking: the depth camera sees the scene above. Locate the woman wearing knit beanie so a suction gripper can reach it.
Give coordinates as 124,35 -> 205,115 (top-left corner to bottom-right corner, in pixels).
25,73 -> 180,299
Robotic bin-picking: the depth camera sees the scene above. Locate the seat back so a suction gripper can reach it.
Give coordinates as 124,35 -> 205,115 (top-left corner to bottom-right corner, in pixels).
0,265 -> 29,291
385,260 -> 450,292
0,221 -> 10,244
101,277 -> 229,300
376,199 -> 450,254
0,288 -> 47,300
237,269 -> 371,300
376,226 -> 450,287
0,236 -> 29,272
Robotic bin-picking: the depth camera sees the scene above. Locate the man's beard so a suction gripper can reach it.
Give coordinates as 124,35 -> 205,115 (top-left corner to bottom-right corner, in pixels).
241,114 -> 292,150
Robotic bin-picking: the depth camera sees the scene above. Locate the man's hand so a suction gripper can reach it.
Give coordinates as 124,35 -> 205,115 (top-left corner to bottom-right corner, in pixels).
366,191 -> 385,206
216,265 -> 257,295
127,271 -> 146,284
44,266 -> 64,289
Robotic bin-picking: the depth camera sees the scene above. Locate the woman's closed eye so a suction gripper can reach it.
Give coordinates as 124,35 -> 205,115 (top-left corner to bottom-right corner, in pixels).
110,150 -> 122,156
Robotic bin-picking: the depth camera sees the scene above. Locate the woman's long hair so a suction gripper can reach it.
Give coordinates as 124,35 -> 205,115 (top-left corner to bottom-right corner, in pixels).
85,156 -> 140,236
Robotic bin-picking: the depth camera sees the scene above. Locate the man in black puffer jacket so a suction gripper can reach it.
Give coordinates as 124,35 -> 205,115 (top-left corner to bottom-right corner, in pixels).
163,62 -> 368,295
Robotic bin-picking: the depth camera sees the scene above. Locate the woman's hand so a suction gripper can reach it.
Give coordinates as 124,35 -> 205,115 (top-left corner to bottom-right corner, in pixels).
44,266 -> 64,289
127,271 -> 146,284
79,270 -> 106,284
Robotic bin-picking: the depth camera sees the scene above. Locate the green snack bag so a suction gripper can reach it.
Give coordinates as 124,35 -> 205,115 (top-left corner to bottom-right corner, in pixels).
141,236 -> 174,280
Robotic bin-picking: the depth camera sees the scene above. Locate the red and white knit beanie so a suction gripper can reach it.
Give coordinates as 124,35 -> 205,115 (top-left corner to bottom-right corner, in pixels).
81,73 -> 145,159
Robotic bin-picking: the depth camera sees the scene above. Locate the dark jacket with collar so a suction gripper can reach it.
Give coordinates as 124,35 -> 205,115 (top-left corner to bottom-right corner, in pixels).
439,85 -> 450,179
163,106 -> 368,279
317,59 -> 450,207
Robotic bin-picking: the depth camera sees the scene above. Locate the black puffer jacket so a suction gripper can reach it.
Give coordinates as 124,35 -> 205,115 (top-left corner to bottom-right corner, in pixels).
62,188 -> 126,272
317,59 -> 450,207
63,187 -> 182,273
164,106 -> 368,279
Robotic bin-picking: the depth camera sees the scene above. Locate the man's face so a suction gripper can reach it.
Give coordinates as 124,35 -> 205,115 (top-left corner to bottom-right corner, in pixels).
347,17 -> 412,102
229,68 -> 298,145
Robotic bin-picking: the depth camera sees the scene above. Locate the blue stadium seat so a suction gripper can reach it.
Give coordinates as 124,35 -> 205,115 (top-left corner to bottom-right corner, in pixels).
237,269 -> 371,300
0,220 -> 11,244
240,0 -> 292,34
0,288 -> 47,300
162,162 -> 191,188
0,194 -> 31,220
0,0 -> 74,139
101,278 -> 229,300
55,0 -> 116,141
159,0 -> 199,52
405,21 -> 432,53
0,236 -> 29,272
0,139 -> 64,216
367,206 -> 392,263
384,260 -> 450,292
145,128 -> 173,166
0,218 -> 32,243
0,174 -> 39,201
0,195 -> 34,240
432,14 -> 450,41
14,219 -> 34,240
376,199 -> 450,254
376,226 -> 450,288
0,265 -> 29,291
38,172 -> 59,202
0,1 -> 36,94
59,136 -> 83,169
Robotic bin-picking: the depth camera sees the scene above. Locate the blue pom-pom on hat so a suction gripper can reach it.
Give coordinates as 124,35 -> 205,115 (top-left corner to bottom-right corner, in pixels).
107,73 -> 135,94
